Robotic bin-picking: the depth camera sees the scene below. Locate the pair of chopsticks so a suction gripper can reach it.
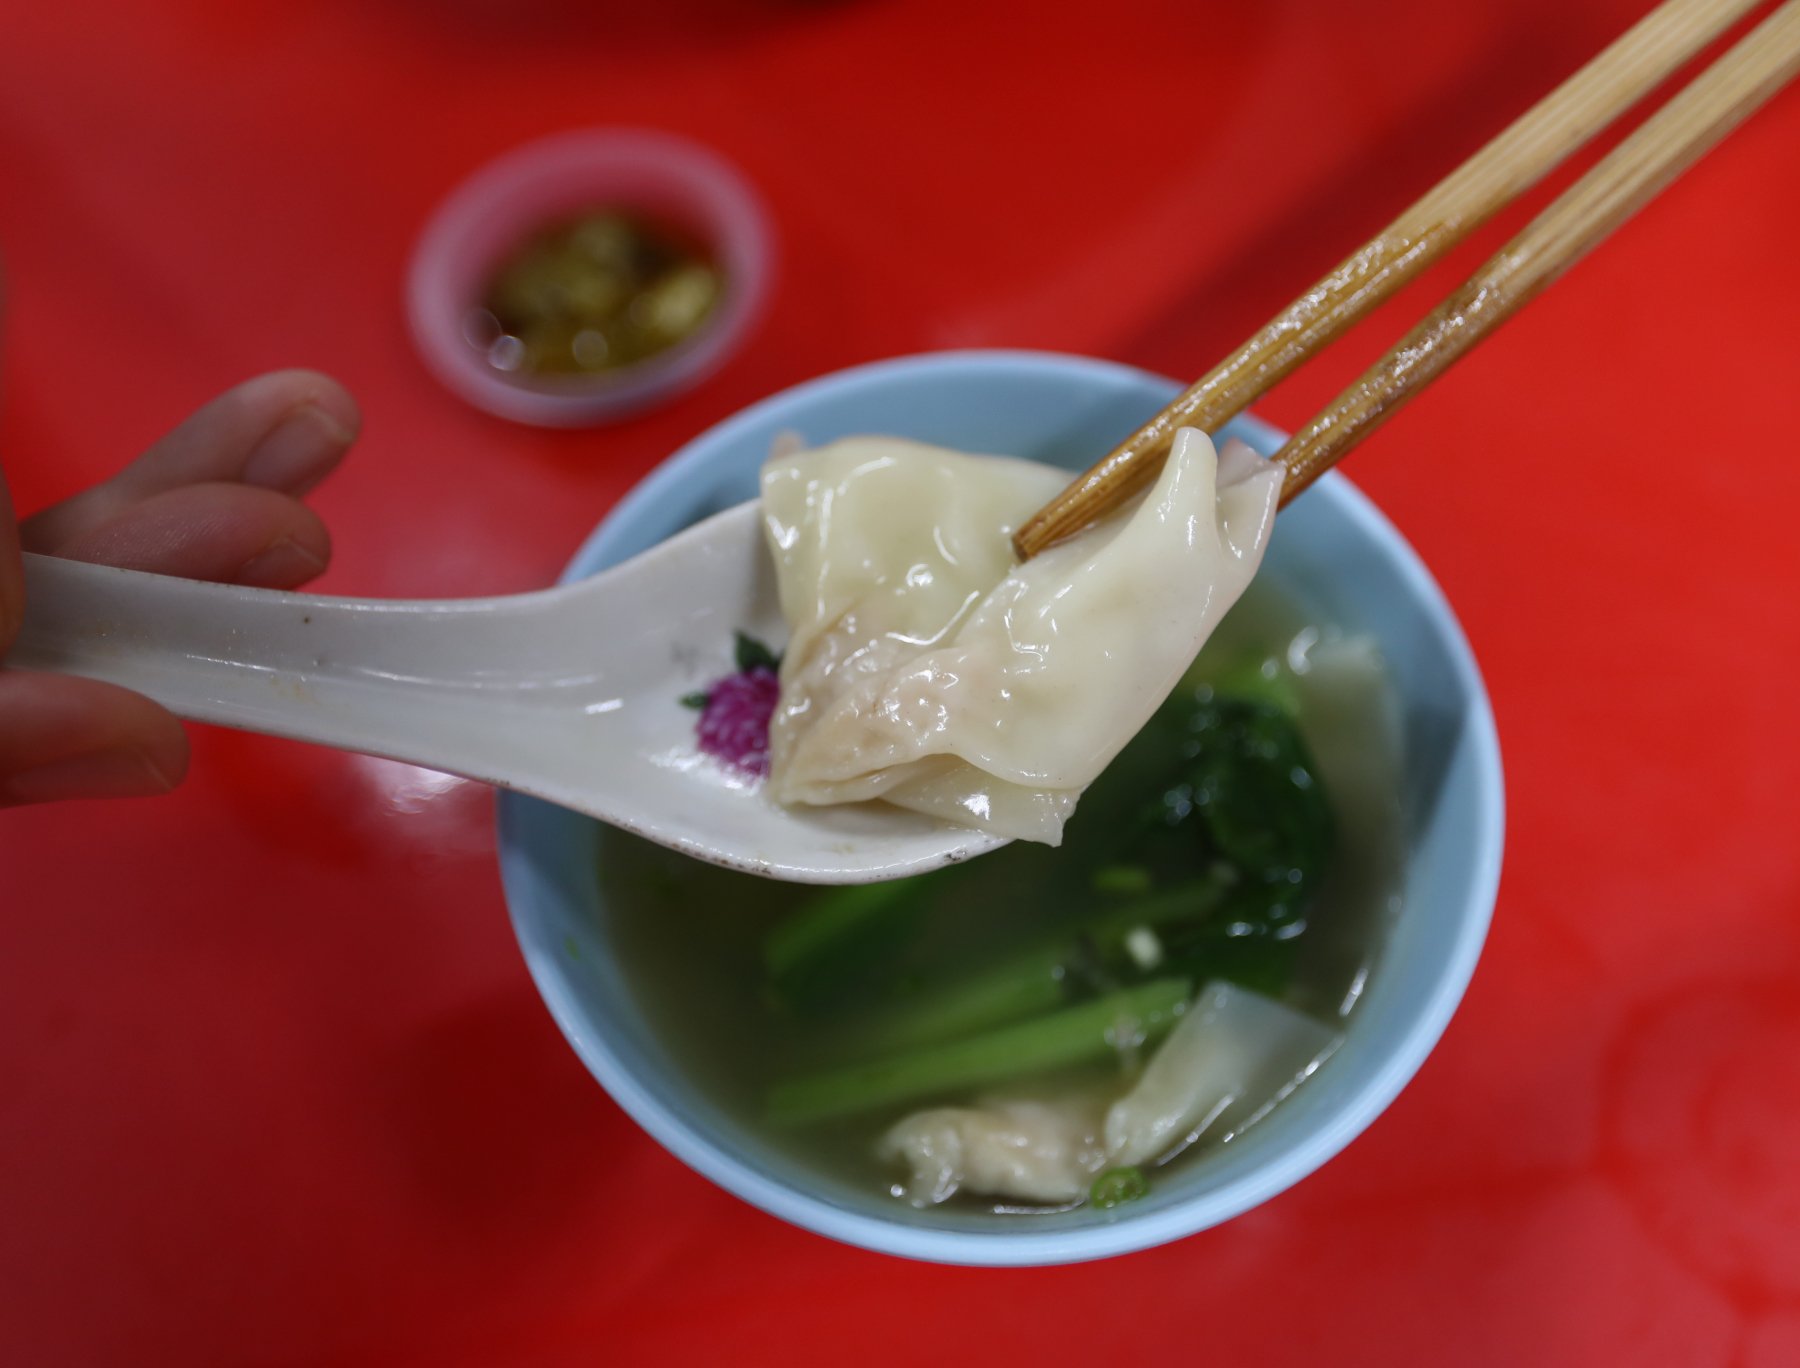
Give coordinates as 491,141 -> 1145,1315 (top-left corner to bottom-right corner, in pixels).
1014,0 -> 1800,560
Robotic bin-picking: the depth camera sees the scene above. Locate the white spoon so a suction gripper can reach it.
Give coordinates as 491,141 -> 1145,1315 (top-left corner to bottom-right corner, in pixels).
9,502 -> 1005,883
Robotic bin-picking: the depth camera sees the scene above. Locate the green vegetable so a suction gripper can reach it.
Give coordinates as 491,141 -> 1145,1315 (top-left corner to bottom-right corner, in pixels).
1157,925 -> 1299,1000
1126,698 -> 1332,927
1182,699 -> 1331,883
1091,864 -> 1154,896
829,943 -> 1074,1055
1200,655 -> 1302,716
767,978 -> 1193,1125
813,873 -> 1230,1053
1084,877 -> 1233,946
678,691 -> 711,710
1089,1166 -> 1150,1209
763,877 -> 930,1014
758,673 -> 1334,1093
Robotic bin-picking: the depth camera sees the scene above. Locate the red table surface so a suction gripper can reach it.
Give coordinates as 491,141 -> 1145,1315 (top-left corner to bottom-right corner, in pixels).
4,1 -> 1799,1363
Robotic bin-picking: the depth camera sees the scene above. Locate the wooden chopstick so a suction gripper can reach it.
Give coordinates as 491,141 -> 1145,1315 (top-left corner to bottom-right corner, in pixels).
1012,0 -> 1767,560
1273,0 -> 1800,503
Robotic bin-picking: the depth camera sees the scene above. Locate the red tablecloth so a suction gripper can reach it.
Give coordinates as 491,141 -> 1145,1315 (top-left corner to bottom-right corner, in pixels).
4,2 -> 1799,1363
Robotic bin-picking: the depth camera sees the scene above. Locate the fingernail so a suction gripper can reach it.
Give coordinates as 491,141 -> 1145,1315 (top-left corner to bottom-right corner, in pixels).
3,746 -> 176,804
237,536 -> 328,587
242,402 -> 356,492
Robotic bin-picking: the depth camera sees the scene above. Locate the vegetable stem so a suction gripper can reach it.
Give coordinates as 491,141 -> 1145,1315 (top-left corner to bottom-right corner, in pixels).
831,944 -> 1073,1055
767,977 -> 1193,1125
763,879 -> 924,1013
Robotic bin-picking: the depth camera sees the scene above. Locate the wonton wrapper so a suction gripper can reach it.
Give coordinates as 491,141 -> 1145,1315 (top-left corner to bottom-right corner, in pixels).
760,429 -> 1280,843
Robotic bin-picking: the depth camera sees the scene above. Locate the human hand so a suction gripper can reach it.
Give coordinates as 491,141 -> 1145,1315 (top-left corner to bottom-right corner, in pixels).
0,371 -> 360,805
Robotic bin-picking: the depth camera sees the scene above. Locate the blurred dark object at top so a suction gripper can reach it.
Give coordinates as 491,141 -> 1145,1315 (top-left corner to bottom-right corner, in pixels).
390,0 -> 858,51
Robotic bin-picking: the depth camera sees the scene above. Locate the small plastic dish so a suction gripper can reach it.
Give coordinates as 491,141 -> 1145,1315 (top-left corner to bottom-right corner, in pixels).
496,351 -> 1505,1266
407,129 -> 773,427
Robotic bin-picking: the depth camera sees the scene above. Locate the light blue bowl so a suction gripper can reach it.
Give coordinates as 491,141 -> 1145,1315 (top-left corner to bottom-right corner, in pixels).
497,351 -> 1504,1266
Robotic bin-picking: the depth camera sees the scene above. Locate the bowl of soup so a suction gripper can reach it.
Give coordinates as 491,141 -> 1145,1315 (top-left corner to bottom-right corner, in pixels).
496,350 -> 1504,1264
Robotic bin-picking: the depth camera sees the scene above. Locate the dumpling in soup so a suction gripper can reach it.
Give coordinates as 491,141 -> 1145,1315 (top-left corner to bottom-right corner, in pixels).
761,428 -> 1280,843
